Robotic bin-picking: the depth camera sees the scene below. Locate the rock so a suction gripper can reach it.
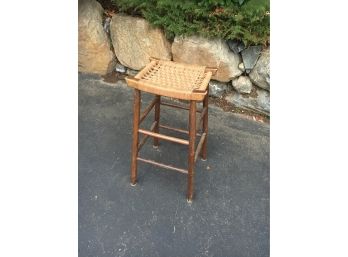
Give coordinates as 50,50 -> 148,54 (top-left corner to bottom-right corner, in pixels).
78,0 -> 116,75
225,88 -> 270,115
172,36 -> 242,82
238,62 -> 245,72
226,39 -> 245,54
115,63 -> 126,74
249,49 -> 270,91
110,14 -> 172,70
209,80 -> 229,98
232,76 -> 253,94
241,45 -> 262,72
103,17 -> 111,34
126,68 -> 139,77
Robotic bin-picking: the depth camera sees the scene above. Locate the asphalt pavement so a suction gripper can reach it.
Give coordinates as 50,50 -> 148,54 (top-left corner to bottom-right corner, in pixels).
78,73 -> 270,257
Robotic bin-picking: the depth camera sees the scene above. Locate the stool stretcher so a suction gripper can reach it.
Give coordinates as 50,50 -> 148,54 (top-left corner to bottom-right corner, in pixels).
137,157 -> 188,174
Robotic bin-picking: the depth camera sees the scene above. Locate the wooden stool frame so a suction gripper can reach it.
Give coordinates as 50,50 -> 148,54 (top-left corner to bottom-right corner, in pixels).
127,58 -> 216,202
130,88 -> 209,202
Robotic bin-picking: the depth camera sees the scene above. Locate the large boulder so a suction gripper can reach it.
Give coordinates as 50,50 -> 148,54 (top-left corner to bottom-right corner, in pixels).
172,36 -> 242,82
78,0 -> 116,75
110,14 -> 172,70
249,49 -> 270,91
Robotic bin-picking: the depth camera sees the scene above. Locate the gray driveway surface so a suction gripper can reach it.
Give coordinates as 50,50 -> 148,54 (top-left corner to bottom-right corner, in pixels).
79,73 -> 270,257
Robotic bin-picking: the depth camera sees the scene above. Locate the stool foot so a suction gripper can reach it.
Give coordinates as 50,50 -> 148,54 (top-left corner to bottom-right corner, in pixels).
187,198 -> 193,204
130,182 -> 137,187
152,145 -> 159,149
200,158 -> 207,161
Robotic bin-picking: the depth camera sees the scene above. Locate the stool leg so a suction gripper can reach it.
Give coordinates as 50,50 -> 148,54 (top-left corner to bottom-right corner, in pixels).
201,88 -> 209,160
187,100 -> 196,202
153,95 -> 160,147
130,89 -> 141,186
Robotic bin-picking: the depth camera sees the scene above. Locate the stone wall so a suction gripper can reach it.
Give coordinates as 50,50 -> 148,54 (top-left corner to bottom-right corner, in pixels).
78,0 -> 270,116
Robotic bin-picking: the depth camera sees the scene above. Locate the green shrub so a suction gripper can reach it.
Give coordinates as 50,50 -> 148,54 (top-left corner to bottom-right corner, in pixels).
111,0 -> 270,46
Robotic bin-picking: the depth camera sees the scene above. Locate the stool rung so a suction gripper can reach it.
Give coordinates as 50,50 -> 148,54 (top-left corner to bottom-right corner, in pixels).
194,132 -> 207,162
138,129 -> 189,145
159,124 -> 201,136
160,101 -> 202,113
137,157 -> 188,174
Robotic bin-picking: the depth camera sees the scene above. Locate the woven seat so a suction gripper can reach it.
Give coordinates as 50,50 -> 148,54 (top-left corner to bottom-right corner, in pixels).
126,58 -> 215,100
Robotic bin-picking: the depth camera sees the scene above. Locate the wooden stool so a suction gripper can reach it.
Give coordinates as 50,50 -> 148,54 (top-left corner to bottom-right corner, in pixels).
125,58 -> 217,202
